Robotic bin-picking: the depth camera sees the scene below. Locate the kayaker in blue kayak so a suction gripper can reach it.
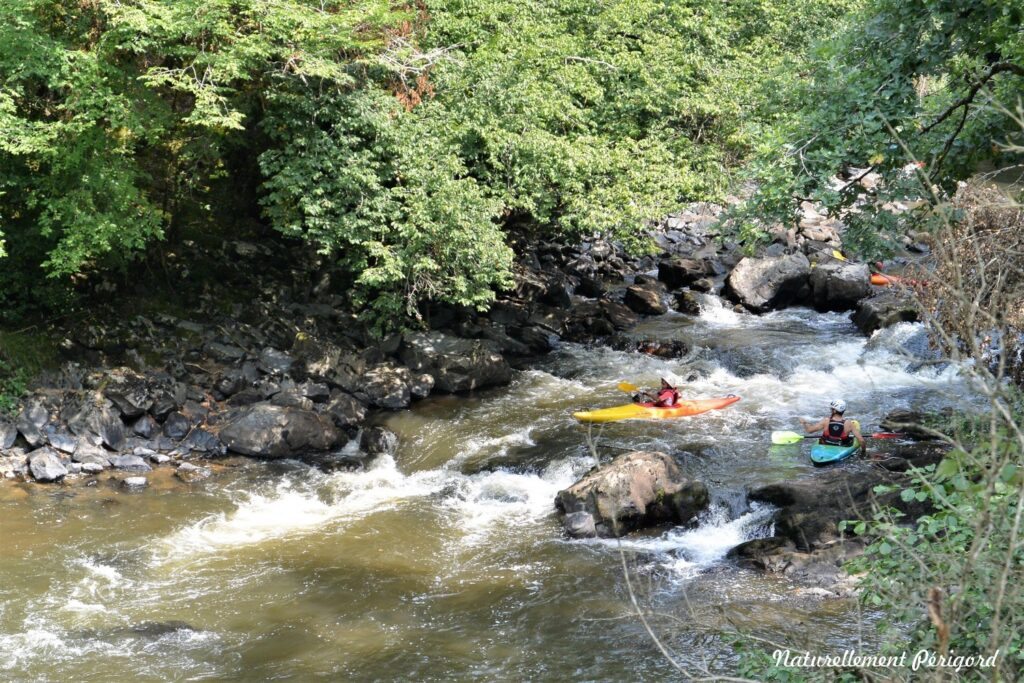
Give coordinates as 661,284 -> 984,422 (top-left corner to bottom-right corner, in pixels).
634,378 -> 680,407
799,399 -> 866,456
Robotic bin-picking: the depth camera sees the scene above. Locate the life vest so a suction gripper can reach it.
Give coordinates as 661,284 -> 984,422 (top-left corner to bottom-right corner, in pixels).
821,418 -> 853,446
656,388 -> 679,407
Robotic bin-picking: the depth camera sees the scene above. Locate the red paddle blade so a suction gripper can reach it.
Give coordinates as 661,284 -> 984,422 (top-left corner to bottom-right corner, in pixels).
869,432 -> 905,439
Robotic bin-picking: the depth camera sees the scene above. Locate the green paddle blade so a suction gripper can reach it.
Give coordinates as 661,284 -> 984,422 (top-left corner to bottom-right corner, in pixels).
771,430 -> 805,445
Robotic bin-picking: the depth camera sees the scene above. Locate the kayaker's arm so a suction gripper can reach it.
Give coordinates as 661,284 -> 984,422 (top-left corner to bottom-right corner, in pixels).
800,418 -> 826,434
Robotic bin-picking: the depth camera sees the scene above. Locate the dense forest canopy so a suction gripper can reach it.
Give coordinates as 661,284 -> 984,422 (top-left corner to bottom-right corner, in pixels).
0,0 -> 1020,323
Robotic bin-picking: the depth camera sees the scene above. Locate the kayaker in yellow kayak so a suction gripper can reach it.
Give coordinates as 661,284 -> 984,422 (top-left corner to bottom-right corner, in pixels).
634,378 -> 681,407
799,399 -> 866,456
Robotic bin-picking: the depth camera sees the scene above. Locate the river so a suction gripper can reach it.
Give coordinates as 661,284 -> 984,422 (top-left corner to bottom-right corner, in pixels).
0,296 -> 972,680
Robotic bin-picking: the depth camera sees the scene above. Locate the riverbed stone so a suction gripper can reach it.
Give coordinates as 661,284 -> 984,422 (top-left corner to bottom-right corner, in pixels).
359,426 -> 399,457
80,462 -> 105,474
176,462 -> 212,483
400,331 -> 512,393
218,403 -> 342,458
809,261 -> 871,312
110,455 -> 152,472
324,393 -> 367,428
0,419 -> 18,450
658,257 -> 707,290
63,398 -> 126,451
360,364 -> 412,409
726,253 -> 811,312
852,291 -> 919,335
163,411 -> 191,440
47,432 -> 78,455
133,415 -> 158,439
258,347 -> 294,376
555,451 -> 709,538
29,448 -> 68,482
122,476 -> 148,489
623,284 -> 667,316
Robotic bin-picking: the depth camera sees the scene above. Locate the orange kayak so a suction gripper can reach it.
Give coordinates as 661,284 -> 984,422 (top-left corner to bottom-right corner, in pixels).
573,395 -> 741,423
871,273 -> 926,287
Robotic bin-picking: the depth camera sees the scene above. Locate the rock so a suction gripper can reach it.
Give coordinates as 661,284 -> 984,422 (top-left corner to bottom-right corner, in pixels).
852,291 -> 919,335
162,411 -> 191,440
409,373 -> 434,399
360,364 -> 412,409
809,262 -> 870,311
47,432 -> 78,455
182,428 -> 223,454
133,415 -> 158,439
674,290 -> 701,315
150,453 -> 171,465
63,398 -> 127,451
16,409 -> 46,448
359,426 -> 399,456
297,382 -> 331,403
258,347 -> 294,376
554,451 -> 709,538
102,367 -> 153,418
109,455 -> 153,472
601,301 -> 640,330
218,403 -> 342,458
291,336 -> 365,388
0,419 -> 16,450
81,462 -> 105,474
176,462 -> 212,483
611,337 -> 689,359
658,257 -> 707,290
400,332 -> 512,393
563,511 -> 597,538
727,536 -> 797,572
122,476 -> 148,489
749,468 -> 892,550
72,443 -> 111,467
29,449 -> 68,482
0,449 -> 28,479
726,253 -> 811,312
325,394 -> 367,428
879,409 -> 944,441
623,285 -> 667,316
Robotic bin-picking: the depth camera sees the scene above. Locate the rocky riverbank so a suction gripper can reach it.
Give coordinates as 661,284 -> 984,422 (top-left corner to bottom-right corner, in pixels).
1,197 -> 938,604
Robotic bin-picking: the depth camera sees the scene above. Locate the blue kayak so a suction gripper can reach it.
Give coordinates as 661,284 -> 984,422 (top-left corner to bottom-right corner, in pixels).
810,441 -> 859,465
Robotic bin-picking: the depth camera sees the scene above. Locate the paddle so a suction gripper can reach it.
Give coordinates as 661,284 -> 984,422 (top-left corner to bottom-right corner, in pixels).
617,382 -> 639,393
771,429 -> 905,445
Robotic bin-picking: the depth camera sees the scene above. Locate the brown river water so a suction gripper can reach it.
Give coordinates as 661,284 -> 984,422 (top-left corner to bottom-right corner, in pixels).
0,297 -> 974,680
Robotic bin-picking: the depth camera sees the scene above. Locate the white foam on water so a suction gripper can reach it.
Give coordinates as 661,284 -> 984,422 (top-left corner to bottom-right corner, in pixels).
445,457 -> 589,546
590,503 -> 776,580
153,456 -> 449,562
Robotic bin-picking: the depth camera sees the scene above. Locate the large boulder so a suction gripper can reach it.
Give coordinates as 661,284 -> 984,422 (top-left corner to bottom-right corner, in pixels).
0,419 -> 17,450
218,403 -> 342,458
852,291 -> 919,335
29,448 -> 68,482
623,284 -> 667,316
101,367 -> 153,419
726,253 -> 811,312
809,262 -> 871,311
359,364 -> 412,409
554,451 -> 709,538
400,332 -> 512,393
658,257 -> 707,290
62,396 -> 127,451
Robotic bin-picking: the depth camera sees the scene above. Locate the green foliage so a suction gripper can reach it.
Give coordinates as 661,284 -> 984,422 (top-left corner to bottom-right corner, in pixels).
0,331 -> 56,414
741,0 -> 1024,258
842,408 -> 1024,679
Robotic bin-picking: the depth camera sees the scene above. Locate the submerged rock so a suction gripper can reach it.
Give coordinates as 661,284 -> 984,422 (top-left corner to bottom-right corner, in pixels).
555,451 -> 709,538
359,426 -> 399,457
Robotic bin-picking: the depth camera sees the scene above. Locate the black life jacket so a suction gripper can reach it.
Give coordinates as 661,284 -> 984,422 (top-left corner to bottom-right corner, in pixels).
821,418 -> 853,446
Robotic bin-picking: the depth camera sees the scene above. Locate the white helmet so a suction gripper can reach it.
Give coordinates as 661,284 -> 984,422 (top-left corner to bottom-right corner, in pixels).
830,399 -> 847,414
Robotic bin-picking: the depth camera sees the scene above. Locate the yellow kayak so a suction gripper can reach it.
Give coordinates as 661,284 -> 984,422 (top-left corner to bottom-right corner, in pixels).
573,395 -> 741,423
